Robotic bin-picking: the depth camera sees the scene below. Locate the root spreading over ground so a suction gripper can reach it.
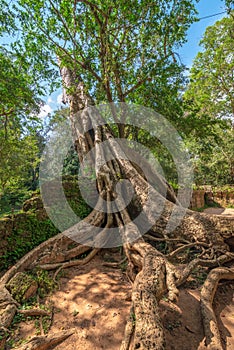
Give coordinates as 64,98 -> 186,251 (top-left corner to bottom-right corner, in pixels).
1,68 -> 234,350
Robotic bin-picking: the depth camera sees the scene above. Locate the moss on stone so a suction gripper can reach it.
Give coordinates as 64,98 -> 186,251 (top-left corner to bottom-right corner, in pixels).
6,272 -> 38,303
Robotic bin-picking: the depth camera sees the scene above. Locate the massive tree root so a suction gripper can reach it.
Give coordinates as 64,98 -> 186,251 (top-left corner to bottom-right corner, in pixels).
201,267 -> 234,350
0,205 -> 233,349
1,68 -> 234,350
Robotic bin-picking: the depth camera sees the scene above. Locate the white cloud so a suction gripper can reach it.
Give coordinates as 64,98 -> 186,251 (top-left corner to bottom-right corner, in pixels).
57,93 -> 63,105
47,97 -> 54,104
38,104 -> 53,118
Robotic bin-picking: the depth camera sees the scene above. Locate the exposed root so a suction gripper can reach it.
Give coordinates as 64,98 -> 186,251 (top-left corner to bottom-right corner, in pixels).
165,262 -> 179,301
39,315 -> 45,336
127,252 -> 166,350
63,244 -> 92,260
121,241 -> 179,350
102,257 -> 127,268
53,248 -> 100,281
0,287 -> 18,328
18,309 -> 50,317
37,248 -> 98,271
1,75 -> 234,349
54,66 -> 234,349
13,329 -> 75,350
120,307 -> 135,350
200,267 -> 234,350
0,203 -> 233,350
167,241 -> 210,259
1,231 -> 233,349
120,231 -> 233,350
176,253 -> 234,287
144,234 -> 190,244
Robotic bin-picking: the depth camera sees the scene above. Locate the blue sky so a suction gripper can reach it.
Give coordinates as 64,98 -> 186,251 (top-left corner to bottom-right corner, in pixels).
37,0 -> 230,117
178,0 -> 228,67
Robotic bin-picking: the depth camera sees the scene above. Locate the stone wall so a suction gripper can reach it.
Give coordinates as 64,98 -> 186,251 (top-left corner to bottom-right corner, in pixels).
0,177 -> 90,272
205,189 -> 234,207
0,207 -> 58,273
190,187 -> 234,209
189,190 -> 205,209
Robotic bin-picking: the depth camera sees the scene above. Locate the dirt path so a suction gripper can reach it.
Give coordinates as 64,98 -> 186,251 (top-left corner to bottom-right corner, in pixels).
9,251 -> 234,350
11,253 -> 132,350
49,254 -> 132,350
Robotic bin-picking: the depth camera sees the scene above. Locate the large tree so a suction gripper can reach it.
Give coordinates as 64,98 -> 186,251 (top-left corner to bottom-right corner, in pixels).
0,1 -> 234,350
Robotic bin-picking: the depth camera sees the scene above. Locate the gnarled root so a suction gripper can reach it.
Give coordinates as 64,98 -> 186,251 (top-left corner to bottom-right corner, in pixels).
130,254 -> 166,350
18,309 -> 50,317
121,242 -> 178,350
0,193 -> 233,350
13,329 -> 75,350
38,247 -> 100,281
200,267 -> 234,350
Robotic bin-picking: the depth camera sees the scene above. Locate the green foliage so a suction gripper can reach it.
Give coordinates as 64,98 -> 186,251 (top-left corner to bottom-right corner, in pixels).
68,198 -> 92,219
0,188 -> 36,215
0,0 -> 198,117
63,147 -> 79,176
184,14 -> 234,120
0,50 -> 41,118
1,176 -> 91,270
183,13 -> 234,185
0,0 -> 201,195
0,50 -> 42,194
34,314 -> 51,335
31,269 -> 56,298
186,123 -> 234,185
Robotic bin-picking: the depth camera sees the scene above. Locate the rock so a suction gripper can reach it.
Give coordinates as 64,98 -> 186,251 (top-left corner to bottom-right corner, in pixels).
6,272 -> 38,302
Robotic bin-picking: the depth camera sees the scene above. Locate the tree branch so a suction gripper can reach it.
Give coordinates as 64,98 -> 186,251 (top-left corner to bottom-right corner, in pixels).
77,0 -> 108,20
123,77 -> 152,97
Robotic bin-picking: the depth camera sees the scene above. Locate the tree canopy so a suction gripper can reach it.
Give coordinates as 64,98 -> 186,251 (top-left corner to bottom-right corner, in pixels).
2,1 -> 198,115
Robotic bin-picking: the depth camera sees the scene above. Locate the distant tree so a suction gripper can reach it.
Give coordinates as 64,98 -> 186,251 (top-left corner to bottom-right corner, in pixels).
184,122 -> 234,185
0,50 -> 41,192
184,14 -> 234,119
184,13 -> 234,185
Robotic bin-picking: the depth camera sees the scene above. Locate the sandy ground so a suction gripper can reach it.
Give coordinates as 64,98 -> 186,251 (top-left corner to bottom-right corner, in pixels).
10,252 -> 234,350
